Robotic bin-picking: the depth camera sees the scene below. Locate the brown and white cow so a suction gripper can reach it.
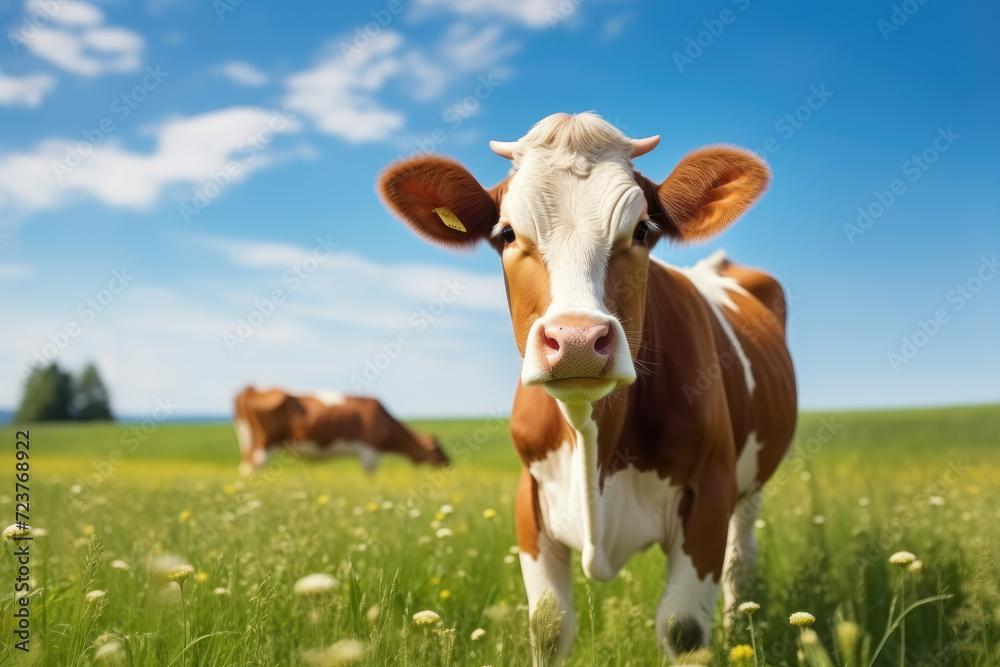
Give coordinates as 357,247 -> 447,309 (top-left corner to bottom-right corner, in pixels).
233,387 -> 449,475
377,112 -> 796,661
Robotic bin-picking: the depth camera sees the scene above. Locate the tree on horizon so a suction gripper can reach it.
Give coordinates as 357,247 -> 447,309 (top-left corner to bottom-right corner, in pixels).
14,362 -> 114,423
15,363 -> 73,423
72,363 -> 114,421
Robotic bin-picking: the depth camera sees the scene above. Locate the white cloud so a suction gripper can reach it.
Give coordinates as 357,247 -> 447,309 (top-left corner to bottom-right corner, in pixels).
217,61 -> 268,87
600,10 -> 635,43
0,69 -> 56,107
440,23 -> 519,72
191,234 -> 509,317
0,106 -> 301,214
413,0 -> 569,29
31,0 -> 104,27
22,0 -> 143,76
283,24 -> 520,143
191,235 -> 318,269
283,32 -> 406,143
0,241 -> 516,417
401,50 -> 448,101
0,263 -> 34,279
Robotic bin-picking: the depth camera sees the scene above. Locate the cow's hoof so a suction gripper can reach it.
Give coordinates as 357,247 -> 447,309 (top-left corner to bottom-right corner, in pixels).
665,615 -> 704,655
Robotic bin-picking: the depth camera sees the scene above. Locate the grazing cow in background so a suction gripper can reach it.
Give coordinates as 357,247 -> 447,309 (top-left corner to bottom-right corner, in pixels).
378,113 -> 796,661
233,387 -> 449,475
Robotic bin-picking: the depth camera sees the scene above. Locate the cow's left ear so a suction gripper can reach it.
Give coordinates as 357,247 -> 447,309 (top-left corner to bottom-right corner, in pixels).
378,154 -> 499,250
652,146 -> 770,243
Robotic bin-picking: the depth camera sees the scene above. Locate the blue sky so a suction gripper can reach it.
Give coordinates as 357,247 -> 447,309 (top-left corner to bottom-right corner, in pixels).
0,0 -> 997,418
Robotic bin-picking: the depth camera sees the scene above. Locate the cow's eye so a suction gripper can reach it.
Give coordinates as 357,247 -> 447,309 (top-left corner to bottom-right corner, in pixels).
634,221 -> 650,242
500,225 -> 516,244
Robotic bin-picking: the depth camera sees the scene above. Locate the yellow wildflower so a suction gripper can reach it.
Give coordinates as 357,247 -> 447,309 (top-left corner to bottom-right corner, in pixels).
730,644 -> 754,664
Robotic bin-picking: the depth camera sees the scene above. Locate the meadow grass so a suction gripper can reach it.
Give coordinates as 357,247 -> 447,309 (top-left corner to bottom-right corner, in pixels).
1,405 -> 998,665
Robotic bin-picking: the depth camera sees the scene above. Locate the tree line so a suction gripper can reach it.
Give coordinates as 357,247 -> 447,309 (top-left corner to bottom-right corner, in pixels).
15,363 -> 114,423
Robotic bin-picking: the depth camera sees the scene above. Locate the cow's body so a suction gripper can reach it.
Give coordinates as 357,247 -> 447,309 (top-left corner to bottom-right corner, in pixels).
378,112 -> 796,661
513,252 -> 796,656
233,387 -> 448,475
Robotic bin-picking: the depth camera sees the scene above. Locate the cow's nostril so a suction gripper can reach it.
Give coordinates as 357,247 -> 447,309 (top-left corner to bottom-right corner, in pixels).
543,331 -> 560,352
594,330 -> 614,355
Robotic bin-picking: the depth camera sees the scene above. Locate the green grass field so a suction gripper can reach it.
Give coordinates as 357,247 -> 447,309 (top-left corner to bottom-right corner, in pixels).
2,405 -> 998,666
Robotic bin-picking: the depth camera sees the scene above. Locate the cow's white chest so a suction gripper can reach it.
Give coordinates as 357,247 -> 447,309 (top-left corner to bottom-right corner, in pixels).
529,439 -> 684,581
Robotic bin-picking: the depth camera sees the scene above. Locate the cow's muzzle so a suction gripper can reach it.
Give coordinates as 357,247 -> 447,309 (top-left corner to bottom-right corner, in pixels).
522,310 -> 636,403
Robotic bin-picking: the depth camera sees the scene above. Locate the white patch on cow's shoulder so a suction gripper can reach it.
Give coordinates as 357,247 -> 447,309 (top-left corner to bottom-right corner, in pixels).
530,405 -> 685,581
666,253 -> 756,396
313,390 -> 346,406
284,389 -> 346,406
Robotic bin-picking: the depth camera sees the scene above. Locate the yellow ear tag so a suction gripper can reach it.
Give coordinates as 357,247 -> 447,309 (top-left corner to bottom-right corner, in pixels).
433,206 -> 466,233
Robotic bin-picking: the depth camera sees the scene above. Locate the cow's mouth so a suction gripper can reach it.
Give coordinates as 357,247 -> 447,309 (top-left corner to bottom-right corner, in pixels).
541,376 -> 619,403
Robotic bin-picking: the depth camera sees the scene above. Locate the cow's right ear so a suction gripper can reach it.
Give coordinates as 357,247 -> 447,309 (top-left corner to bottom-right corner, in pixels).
377,155 -> 498,250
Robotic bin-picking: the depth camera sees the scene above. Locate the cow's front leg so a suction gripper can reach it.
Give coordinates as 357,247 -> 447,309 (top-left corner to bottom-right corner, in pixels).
656,469 -> 733,658
656,538 -> 721,659
517,470 -> 575,664
358,446 -> 379,474
520,543 -> 575,665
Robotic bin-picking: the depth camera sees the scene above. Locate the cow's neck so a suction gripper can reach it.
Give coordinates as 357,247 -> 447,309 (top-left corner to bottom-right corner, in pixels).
383,425 -> 425,458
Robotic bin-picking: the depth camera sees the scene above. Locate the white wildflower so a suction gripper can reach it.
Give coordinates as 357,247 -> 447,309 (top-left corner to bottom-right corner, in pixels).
412,609 -> 441,626
294,573 -> 337,597
889,551 -> 916,567
789,611 -> 816,627
94,639 -> 125,664
2,524 -> 30,540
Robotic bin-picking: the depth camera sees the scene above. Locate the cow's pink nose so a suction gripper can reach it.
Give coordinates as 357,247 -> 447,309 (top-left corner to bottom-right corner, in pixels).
541,319 -> 614,378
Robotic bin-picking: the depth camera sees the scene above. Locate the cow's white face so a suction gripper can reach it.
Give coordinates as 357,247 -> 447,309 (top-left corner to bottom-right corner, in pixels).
378,112 -> 770,406
498,145 -> 652,403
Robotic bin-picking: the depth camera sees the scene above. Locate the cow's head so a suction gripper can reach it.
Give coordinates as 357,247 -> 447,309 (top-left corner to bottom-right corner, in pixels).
378,113 -> 769,405
418,435 -> 450,467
